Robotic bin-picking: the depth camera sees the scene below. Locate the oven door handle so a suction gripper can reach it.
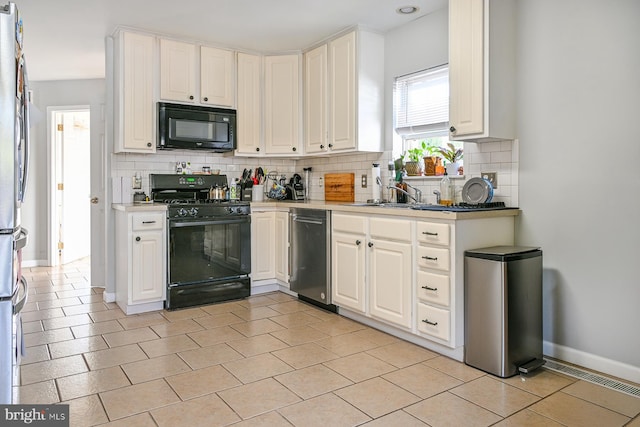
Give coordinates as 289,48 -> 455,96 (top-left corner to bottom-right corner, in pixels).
170,218 -> 249,228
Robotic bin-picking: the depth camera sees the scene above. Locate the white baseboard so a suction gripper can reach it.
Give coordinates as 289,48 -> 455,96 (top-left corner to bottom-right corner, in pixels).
544,340 -> 640,384
22,259 -> 48,268
340,308 -> 464,362
251,281 -> 294,296
102,292 -> 116,303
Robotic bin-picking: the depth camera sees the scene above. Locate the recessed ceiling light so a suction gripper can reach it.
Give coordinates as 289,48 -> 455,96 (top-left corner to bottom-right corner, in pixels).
396,5 -> 419,15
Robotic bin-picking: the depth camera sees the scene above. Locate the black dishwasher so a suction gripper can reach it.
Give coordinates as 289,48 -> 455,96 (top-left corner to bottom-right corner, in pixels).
289,208 -> 336,311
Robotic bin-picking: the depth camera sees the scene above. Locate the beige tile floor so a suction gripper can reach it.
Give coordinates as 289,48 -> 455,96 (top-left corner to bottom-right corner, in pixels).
14,258 -> 640,427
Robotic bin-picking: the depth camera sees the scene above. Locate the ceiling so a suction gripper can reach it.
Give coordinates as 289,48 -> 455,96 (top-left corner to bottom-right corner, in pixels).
13,0 -> 448,82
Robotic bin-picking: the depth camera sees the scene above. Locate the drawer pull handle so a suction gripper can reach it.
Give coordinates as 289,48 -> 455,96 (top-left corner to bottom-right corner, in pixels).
135,237 -> 141,242
422,231 -> 438,236
421,285 -> 438,291
355,240 -> 361,246
422,318 -> 438,326
142,221 -> 156,224
422,255 -> 438,261
368,242 -> 374,248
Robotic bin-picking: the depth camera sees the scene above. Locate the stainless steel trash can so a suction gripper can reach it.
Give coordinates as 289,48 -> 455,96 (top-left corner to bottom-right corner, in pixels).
464,246 -> 544,378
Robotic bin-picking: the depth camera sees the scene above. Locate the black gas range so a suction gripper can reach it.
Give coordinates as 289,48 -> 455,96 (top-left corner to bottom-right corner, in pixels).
150,174 -> 250,219
149,174 -> 251,310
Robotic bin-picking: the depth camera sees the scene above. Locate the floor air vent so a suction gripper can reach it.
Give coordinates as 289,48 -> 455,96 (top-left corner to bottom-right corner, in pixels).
544,359 -> 640,398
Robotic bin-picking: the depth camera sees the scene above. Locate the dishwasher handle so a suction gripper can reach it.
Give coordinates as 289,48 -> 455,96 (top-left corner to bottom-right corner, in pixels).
292,215 -> 324,226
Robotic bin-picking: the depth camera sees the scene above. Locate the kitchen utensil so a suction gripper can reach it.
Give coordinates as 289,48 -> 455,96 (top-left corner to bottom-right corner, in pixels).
266,171 -> 287,200
209,185 -> 227,200
462,177 -> 493,204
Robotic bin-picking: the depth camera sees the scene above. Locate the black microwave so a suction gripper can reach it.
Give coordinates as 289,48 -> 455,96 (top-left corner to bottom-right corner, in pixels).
157,102 -> 236,151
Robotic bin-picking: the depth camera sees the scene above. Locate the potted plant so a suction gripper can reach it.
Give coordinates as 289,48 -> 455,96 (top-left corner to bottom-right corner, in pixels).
438,143 -> 463,175
422,142 -> 442,176
404,142 -> 426,176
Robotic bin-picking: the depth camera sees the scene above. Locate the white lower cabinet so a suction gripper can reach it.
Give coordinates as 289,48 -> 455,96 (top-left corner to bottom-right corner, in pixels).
274,210 -> 289,284
115,209 -> 166,314
331,230 -> 367,312
332,212 -> 515,361
415,220 -> 452,343
251,211 -> 276,282
368,217 -> 412,329
331,213 -> 412,329
250,208 -> 289,290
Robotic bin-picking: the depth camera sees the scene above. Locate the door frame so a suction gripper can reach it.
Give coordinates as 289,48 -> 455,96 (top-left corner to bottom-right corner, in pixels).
46,105 -> 91,266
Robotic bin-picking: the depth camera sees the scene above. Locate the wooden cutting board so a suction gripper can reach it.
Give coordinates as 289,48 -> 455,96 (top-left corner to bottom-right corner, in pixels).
324,173 -> 355,202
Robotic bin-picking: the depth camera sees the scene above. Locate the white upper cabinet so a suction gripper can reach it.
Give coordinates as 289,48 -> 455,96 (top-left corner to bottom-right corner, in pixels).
304,44 -> 327,154
160,39 -> 235,108
304,29 -> 384,155
200,46 -> 235,107
449,0 -> 516,141
264,54 -> 301,155
114,31 -> 155,153
236,52 -> 262,155
160,39 -> 197,103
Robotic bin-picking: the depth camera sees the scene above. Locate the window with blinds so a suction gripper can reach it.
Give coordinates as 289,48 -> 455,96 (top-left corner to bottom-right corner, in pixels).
393,64 -> 449,136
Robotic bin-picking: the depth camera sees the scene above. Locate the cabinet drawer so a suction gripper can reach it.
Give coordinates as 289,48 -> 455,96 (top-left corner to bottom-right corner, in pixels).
417,246 -> 450,271
417,271 -> 450,307
417,222 -> 449,246
132,213 -> 165,231
370,217 -> 411,242
332,214 -> 366,234
417,303 -> 450,342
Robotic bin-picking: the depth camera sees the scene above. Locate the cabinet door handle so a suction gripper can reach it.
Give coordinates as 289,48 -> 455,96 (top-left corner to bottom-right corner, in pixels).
135,236 -> 141,242
355,240 -> 361,246
292,147 -> 297,152
422,231 -> 438,236
256,147 -> 260,152
203,97 -> 208,102
368,242 -> 373,248
328,143 -> 333,148
142,221 -> 156,224
320,145 -> 324,149
422,255 -> 438,261
421,285 -> 438,291
146,142 -> 152,147
449,125 -> 456,133
422,318 -> 438,326
189,95 -> 194,100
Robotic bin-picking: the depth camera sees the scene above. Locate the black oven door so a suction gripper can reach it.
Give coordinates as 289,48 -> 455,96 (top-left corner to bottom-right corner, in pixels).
167,216 -> 250,309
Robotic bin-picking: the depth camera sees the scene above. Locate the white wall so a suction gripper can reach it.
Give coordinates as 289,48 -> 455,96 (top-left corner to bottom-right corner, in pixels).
516,0 -> 640,380
24,79 -> 105,264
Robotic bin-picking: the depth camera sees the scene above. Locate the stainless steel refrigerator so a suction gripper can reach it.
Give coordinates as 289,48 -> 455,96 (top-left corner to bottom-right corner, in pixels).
0,2 -> 31,404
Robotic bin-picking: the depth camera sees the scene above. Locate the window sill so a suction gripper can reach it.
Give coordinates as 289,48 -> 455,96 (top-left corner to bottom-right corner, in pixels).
403,175 -> 466,181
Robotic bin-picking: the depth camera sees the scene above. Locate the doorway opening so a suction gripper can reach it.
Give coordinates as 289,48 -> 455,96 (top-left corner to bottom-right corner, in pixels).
49,107 -> 91,266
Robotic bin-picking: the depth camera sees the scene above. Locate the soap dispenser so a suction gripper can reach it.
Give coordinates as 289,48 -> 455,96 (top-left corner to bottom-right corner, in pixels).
439,170 -> 454,206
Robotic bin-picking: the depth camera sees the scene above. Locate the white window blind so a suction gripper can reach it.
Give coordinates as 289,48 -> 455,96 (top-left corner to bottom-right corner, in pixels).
394,65 -> 449,135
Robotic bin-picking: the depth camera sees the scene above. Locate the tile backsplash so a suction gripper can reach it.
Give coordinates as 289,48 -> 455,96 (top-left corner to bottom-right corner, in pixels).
111,140 -> 518,207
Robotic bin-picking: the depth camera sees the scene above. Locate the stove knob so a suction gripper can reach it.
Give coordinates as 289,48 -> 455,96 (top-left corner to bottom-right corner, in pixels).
189,207 -> 199,216
226,207 -> 234,214
197,178 -> 204,185
177,208 -> 188,217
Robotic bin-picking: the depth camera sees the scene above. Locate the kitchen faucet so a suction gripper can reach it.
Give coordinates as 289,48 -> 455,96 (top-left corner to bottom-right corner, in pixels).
386,185 -> 419,203
404,183 -> 422,203
433,190 -> 441,204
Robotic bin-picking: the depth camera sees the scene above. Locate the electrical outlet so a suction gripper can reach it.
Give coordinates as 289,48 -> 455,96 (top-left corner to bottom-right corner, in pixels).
361,174 -> 368,188
482,172 -> 497,188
